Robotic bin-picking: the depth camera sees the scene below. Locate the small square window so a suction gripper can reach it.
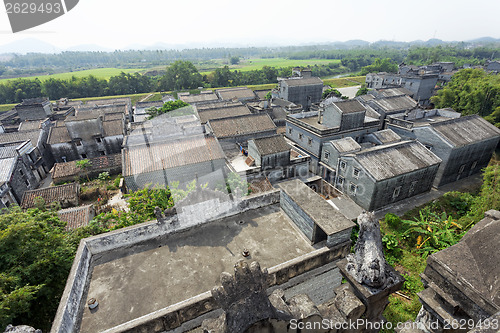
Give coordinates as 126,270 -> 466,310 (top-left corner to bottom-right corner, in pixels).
353,168 -> 360,178
350,182 -> 357,194
81,154 -> 87,159
471,161 -> 477,170
99,151 -> 106,156
75,139 -> 82,146
459,164 -> 465,174
298,133 -> 303,141
337,176 -> 344,185
324,151 -> 330,161
307,137 -> 312,146
19,169 -> 24,176
95,137 -> 103,143
409,181 -> 417,194
288,128 -> 292,134
340,161 -> 346,169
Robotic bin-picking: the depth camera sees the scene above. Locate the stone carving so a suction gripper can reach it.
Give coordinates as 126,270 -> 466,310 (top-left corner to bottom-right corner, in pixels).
346,211 -> 394,288
206,260 -> 291,333
3,325 -> 41,333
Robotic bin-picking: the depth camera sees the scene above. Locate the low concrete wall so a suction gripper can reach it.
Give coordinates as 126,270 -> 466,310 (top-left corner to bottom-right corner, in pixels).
52,190 -> 281,332
100,241 -> 351,333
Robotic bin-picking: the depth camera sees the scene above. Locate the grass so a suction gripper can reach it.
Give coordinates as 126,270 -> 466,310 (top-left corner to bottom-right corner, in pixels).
323,76 -> 366,88
199,58 -> 341,74
0,68 -> 141,84
0,104 -> 16,112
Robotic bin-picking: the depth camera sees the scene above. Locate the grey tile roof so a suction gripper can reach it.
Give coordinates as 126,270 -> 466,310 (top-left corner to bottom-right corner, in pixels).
282,77 -> 323,87
51,154 -> 122,180
431,115 -> 500,147
21,183 -> 80,209
102,119 -> 124,136
369,95 -> 418,112
0,130 -> 41,146
331,137 -> 361,153
195,101 -> 242,111
251,135 -> 290,156
179,93 -> 219,104
47,126 -> 71,144
375,87 -> 414,97
333,100 -> 366,114
196,105 -> 251,124
216,87 -> 256,100
0,157 -> 16,185
18,120 -> 43,131
0,145 -> 19,159
371,129 -> 401,144
208,114 -> 276,139
355,140 -> 442,181
122,135 -> 226,176
58,204 -> 94,230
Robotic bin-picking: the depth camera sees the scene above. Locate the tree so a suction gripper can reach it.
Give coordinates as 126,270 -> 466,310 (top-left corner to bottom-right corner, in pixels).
230,56 -> 240,65
157,61 -> 203,91
76,159 -> 91,181
356,84 -> 369,97
0,207 -> 75,330
146,100 -> 190,119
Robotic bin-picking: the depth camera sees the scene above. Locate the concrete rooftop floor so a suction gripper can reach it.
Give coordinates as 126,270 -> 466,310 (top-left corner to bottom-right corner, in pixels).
79,204 -> 316,332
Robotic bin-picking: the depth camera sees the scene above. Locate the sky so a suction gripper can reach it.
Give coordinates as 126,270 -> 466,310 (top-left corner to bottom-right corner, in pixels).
0,0 -> 499,51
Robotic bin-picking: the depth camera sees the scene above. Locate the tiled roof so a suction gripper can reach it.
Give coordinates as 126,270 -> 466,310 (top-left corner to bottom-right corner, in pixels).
369,95 -> 418,112
0,157 -> 16,185
355,141 -> 442,181
103,119 -> 124,136
58,204 -> 94,230
51,154 -> 122,179
208,114 -> 276,139
254,90 -> 271,100
179,93 -> 219,104
251,135 -> 290,156
0,145 -> 18,159
197,105 -> 251,124
371,129 -> 401,144
0,130 -> 41,146
282,77 -> 323,87
122,135 -> 226,176
333,100 -> 366,114
18,120 -> 43,131
195,101 -> 242,111
431,115 -> 500,147
21,183 -> 80,209
47,126 -> 71,144
331,137 -> 361,153
376,87 -> 414,97
216,87 -> 256,101
135,101 -> 164,110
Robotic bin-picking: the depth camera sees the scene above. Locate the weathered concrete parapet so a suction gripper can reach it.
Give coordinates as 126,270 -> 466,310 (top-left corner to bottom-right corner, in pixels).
3,325 -> 42,333
203,260 -> 292,333
340,211 -> 404,332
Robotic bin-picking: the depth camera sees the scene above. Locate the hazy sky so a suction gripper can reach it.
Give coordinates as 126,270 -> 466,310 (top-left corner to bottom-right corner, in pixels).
0,0 -> 499,50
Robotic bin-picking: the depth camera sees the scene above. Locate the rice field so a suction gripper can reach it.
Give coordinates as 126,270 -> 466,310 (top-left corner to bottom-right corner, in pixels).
0,68 -> 141,84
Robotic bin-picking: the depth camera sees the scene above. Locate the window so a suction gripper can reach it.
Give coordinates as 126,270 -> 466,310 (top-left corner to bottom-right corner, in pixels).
19,169 -> 24,176
409,181 -> 417,194
324,151 -> 330,161
459,164 -> 465,174
95,137 -> 103,143
340,161 -> 346,170
61,156 -> 67,163
99,151 -> 106,156
298,133 -> 303,141
75,139 -> 82,146
24,179 -> 29,187
424,145 -> 433,151
337,176 -> 344,185
393,186 -> 401,198
471,161 -> 477,171
353,168 -> 360,178
349,182 -> 357,194
307,137 -> 312,146
288,128 -> 292,135
81,154 -> 87,159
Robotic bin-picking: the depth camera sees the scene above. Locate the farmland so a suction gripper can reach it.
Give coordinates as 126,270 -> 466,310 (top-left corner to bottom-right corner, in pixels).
0,68 -> 141,84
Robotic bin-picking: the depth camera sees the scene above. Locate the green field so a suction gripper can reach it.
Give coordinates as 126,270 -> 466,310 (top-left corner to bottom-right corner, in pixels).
0,68 -> 141,84
0,104 -> 16,112
199,58 -> 341,74
324,76 -> 366,88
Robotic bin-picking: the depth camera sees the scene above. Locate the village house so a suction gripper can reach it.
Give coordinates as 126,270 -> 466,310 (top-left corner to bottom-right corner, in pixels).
133,100 -> 165,122
122,134 -> 227,192
14,97 -> 54,121
179,91 -> 219,104
58,204 -> 96,230
215,87 -> 257,103
363,94 -> 419,126
194,102 -> 251,125
83,97 -> 133,121
47,113 -> 125,163
21,182 -> 80,209
320,135 -> 442,211
285,99 -> 380,173
51,153 -> 122,184
365,72 -> 438,105
277,69 -> 323,111
386,110 -> 500,187
206,113 -> 277,147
